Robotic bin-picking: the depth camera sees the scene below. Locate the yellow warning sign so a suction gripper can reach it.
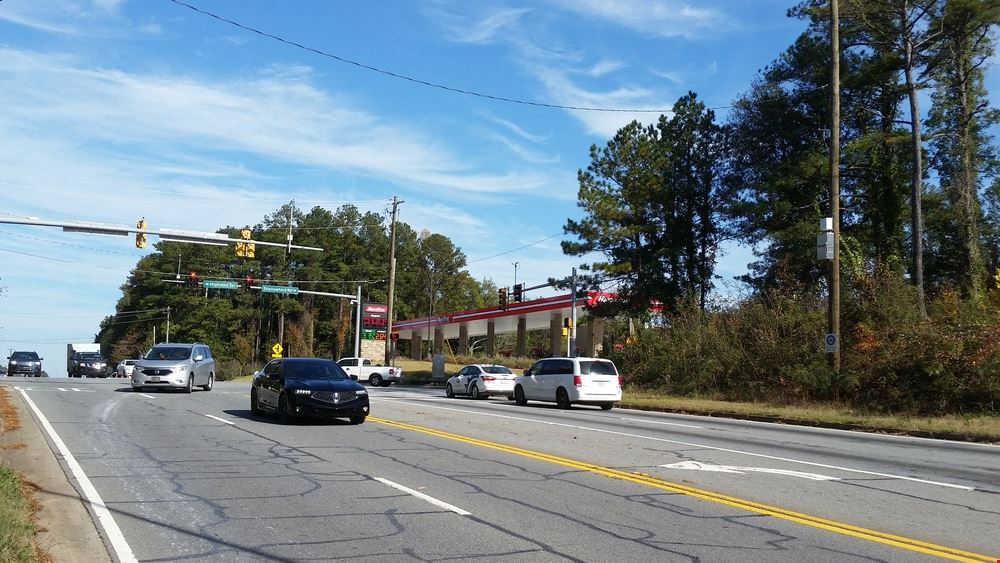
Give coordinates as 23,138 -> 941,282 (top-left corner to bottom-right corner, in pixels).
271,342 -> 283,358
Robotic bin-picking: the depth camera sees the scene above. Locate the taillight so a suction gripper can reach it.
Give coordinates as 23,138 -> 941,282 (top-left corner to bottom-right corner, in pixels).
481,375 -> 496,381
573,375 -> 583,386
388,368 -> 395,374
616,376 -> 621,386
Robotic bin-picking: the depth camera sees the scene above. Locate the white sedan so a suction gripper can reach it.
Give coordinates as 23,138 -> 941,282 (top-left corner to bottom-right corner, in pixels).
445,364 -> 517,400
116,359 -> 138,378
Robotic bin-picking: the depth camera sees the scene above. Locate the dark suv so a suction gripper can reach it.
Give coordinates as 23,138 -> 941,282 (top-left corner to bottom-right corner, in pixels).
7,351 -> 43,377
70,352 -> 110,378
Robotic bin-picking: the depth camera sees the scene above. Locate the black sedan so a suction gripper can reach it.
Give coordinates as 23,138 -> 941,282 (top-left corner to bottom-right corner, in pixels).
250,358 -> 369,424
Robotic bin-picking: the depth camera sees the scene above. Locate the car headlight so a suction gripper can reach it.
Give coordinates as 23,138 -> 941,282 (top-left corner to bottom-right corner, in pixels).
355,389 -> 368,395
293,389 -> 312,395
99,363 -> 106,367
9,361 -> 16,365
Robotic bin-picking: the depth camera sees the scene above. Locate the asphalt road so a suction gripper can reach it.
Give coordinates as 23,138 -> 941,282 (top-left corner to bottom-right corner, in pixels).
2,377 -> 998,562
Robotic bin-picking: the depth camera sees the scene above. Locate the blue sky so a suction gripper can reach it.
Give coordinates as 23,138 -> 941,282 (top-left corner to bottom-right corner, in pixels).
0,0 -> 812,374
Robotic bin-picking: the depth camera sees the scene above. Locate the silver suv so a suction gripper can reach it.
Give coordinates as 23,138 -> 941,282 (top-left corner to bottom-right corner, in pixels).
132,343 -> 216,393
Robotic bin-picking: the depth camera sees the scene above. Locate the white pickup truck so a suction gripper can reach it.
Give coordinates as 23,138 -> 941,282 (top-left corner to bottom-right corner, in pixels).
336,357 -> 403,387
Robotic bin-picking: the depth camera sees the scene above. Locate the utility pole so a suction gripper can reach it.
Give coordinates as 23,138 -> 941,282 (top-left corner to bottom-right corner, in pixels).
570,267 -> 578,358
354,285 -> 362,358
165,307 -> 171,343
829,0 -> 841,371
385,196 -> 402,365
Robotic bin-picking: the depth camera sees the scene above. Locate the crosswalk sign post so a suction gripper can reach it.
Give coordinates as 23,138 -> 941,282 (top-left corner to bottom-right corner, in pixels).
271,342 -> 283,358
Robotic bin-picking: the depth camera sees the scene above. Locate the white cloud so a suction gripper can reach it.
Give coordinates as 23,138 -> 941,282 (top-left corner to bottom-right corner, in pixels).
0,0 -> 157,36
587,59 -> 624,77
649,68 -> 684,83
487,115 -> 551,144
531,66 -> 671,137
430,6 -> 532,44
0,48 -> 550,201
548,0 -> 729,39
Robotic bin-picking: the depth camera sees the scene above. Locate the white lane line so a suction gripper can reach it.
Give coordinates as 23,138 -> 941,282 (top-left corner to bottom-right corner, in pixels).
70,388 -> 82,392
619,416 -> 701,429
56,387 -> 67,391
373,477 -> 471,516
138,393 -> 155,399
16,389 -> 139,563
203,414 -> 235,426
376,398 -> 974,491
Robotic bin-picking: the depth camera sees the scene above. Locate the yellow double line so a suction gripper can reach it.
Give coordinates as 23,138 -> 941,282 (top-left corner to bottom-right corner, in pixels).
370,416 -> 996,562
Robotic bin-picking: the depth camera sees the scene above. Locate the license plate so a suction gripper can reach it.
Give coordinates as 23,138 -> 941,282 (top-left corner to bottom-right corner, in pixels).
149,377 -> 160,382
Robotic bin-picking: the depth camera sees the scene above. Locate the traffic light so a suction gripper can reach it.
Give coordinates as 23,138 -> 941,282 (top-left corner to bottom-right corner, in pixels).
135,218 -> 147,249
513,283 -> 524,302
188,271 -> 198,287
235,241 -> 246,257
244,274 -> 254,289
563,317 -> 573,329
498,287 -> 508,310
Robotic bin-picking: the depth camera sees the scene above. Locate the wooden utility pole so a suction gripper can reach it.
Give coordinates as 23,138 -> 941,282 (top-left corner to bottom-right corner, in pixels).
384,196 -> 403,365
829,0 -> 841,371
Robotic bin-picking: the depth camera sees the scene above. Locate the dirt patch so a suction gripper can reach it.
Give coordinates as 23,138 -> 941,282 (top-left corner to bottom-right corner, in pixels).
1,443 -> 26,450
0,386 -> 22,434
20,477 -> 54,563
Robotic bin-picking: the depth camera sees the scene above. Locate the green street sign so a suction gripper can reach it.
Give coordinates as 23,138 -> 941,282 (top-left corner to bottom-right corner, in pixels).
261,285 -> 299,295
203,280 -> 239,290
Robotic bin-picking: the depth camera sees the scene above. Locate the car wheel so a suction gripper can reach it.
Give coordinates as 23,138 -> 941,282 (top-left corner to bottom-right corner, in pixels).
470,385 -> 481,400
507,394 -> 515,401
349,415 -> 366,425
445,383 -> 455,398
556,387 -> 571,409
514,385 -> 527,406
250,389 -> 263,416
202,372 -> 214,391
369,374 -> 383,387
600,402 -> 614,411
278,394 -> 294,424
185,374 -> 194,394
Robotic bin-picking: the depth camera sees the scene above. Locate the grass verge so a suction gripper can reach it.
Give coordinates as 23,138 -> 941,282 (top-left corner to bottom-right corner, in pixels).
622,389 -> 1000,443
0,464 -> 43,563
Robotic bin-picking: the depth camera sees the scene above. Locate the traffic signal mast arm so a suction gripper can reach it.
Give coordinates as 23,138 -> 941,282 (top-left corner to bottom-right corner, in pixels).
0,216 -> 323,252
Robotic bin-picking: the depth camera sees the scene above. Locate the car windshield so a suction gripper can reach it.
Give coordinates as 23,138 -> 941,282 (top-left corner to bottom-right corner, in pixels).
79,353 -> 103,361
144,347 -> 192,361
284,360 -> 349,381
11,352 -> 38,361
482,366 -> 513,375
125,360 -> 137,365
580,360 -> 618,376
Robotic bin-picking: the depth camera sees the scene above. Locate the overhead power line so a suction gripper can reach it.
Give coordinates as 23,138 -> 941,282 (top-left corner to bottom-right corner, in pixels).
168,0 -> 672,113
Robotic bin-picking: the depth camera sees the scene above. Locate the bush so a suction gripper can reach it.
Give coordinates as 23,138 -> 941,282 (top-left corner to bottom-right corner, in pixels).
608,269 -> 1000,415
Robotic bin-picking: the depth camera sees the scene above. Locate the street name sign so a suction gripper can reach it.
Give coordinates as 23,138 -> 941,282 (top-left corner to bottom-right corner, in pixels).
261,285 -> 299,295
203,280 -> 239,290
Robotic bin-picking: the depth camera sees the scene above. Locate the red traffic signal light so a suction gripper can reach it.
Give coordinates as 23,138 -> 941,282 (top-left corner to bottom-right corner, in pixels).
188,271 -> 198,287
244,274 -> 254,288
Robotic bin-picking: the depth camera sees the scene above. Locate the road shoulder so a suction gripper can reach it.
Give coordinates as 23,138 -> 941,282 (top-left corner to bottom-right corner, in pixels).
3,387 -> 112,563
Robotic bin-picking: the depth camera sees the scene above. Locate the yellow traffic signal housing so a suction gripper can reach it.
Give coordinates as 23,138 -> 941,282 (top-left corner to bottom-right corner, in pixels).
240,228 -> 252,240
135,218 -> 147,248
245,242 -> 255,258
563,317 -> 573,329
235,241 -> 246,257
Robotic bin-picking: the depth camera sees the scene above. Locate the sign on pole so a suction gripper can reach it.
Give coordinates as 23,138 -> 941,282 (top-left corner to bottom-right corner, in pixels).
824,333 -> 838,353
261,285 -> 299,295
271,342 -> 283,358
203,280 -> 239,290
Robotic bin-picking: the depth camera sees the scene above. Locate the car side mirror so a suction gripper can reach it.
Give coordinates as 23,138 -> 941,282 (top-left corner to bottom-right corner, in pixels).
194,354 -> 204,362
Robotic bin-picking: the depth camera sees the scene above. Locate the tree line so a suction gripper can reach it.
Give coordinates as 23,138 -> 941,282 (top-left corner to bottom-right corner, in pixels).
565,0 -> 1000,413
98,203 -> 494,370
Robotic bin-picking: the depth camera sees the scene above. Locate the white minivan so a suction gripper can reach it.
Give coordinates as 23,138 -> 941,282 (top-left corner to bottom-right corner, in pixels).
514,357 -> 621,410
